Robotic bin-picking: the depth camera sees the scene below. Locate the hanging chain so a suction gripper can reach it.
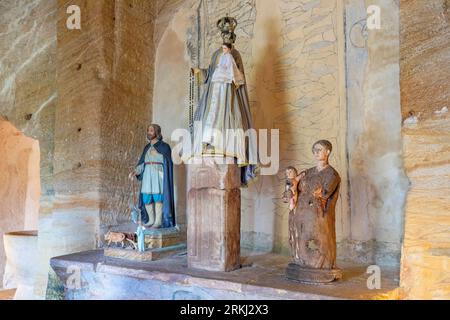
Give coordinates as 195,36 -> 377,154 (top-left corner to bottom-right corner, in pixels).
189,70 -> 193,131
189,69 -> 195,133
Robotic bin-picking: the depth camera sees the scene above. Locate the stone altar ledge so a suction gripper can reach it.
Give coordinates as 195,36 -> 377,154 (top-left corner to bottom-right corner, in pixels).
50,250 -> 399,300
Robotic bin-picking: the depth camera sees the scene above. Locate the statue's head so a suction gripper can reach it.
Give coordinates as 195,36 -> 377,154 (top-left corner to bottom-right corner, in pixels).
147,124 -> 162,141
312,140 -> 332,162
222,42 -> 233,54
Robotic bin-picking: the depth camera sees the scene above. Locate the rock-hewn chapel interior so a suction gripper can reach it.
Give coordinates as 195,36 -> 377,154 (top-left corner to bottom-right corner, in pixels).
0,0 -> 448,300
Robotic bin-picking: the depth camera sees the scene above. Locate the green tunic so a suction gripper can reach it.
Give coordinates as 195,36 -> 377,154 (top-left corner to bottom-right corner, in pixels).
135,145 -> 164,195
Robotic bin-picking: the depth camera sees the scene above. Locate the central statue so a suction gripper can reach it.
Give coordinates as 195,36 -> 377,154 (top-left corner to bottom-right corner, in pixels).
191,16 -> 257,186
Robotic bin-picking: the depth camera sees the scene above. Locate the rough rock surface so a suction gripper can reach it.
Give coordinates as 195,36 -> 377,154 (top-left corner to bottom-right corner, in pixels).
399,0 -> 450,299
1,0 -> 157,298
0,122 -> 40,287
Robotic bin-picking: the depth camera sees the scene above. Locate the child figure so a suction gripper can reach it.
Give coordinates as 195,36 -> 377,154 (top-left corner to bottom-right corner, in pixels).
283,166 -> 305,211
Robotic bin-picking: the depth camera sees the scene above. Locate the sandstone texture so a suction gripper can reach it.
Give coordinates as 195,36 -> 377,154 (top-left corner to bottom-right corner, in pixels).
0,121 -> 40,287
399,0 -> 450,299
1,0 -> 157,298
0,0 -> 449,300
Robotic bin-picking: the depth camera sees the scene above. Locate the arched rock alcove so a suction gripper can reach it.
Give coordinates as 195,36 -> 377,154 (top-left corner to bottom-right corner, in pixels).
152,0 -> 408,268
0,119 -> 40,288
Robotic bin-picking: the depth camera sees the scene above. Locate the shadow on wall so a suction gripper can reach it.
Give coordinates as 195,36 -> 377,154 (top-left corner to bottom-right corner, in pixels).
153,1 -> 291,255
152,25 -> 191,230
0,119 -> 40,290
174,162 -> 187,229
242,14 -> 288,254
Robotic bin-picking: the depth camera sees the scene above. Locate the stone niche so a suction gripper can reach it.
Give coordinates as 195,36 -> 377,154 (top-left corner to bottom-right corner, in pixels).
0,120 -> 40,291
152,0 -> 406,268
153,0 -> 349,256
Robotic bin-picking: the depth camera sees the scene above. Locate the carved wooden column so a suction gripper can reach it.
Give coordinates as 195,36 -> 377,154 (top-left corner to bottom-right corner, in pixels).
187,157 -> 241,272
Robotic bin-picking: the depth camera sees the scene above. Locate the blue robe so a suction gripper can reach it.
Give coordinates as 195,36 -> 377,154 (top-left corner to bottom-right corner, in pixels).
136,139 -> 175,228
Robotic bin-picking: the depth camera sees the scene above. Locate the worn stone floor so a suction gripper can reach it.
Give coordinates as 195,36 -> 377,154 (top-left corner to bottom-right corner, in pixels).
51,249 -> 400,300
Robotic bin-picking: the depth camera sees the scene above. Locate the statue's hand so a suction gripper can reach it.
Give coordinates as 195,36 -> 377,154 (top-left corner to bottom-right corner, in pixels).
128,171 -> 136,180
191,67 -> 201,75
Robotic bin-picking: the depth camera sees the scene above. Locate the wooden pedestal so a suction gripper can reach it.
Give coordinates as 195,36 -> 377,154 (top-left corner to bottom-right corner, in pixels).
187,157 -> 241,272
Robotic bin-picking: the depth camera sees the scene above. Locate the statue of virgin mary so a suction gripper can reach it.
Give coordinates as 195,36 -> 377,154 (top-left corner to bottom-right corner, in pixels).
191,16 -> 257,186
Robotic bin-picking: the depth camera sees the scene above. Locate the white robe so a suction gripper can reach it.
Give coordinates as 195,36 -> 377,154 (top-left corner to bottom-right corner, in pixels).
211,52 -> 245,85
197,52 -> 247,163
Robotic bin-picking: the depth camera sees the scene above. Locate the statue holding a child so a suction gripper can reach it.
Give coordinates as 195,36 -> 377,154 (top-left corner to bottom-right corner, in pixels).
283,140 -> 342,283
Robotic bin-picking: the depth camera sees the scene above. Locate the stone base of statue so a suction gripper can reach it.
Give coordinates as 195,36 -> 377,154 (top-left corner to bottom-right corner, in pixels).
286,263 -> 343,284
104,226 -> 186,262
187,156 -> 241,272
105,243 -> 186,261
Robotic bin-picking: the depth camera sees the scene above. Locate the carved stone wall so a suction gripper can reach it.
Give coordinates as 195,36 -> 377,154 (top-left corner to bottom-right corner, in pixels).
399,0 -> 450,299
0,0 -> 56,291
153,0 -> 349,257
154,0 -> 408,267
2,0 -> 449,300
1,0 -> 157,298
344,0 -> 408,266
